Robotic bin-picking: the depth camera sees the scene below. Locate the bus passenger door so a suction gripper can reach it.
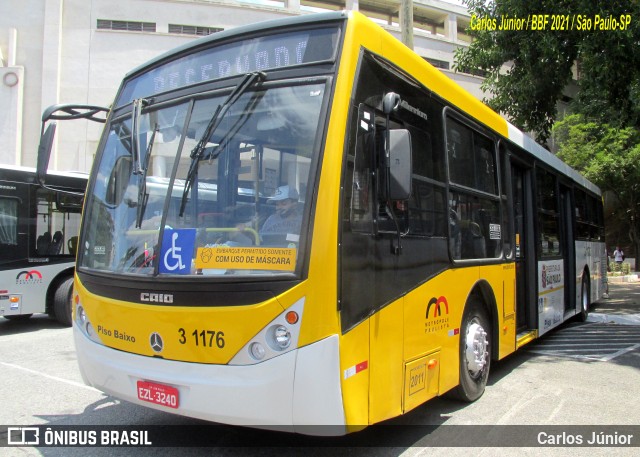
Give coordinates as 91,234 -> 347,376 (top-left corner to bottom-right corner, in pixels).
511,162 -> 536,333
560,184 -> 576,316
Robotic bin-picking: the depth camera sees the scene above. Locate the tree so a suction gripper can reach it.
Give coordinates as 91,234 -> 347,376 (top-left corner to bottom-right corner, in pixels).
553,114 -> 640,262
455,0 -> 640,142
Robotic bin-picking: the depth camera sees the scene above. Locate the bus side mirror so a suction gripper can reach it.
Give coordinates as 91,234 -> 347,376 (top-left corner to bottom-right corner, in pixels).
387,129 -> 412,201
36,104 -> 109,188
37,122 -> 57,187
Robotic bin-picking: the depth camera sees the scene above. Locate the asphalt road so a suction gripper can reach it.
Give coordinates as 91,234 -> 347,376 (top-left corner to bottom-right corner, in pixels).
2,283 -> 640,456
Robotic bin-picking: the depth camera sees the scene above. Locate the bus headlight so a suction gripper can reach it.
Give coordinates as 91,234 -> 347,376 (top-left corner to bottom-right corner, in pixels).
249,342 -> 266,360
74,301 -> 103,345
229,298 -> 304,366
77,305 -> 87,324
271,325 -> 291,350
86,322 -> 96,338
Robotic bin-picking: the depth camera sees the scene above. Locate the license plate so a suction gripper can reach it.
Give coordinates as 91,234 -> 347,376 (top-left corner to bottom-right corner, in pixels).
137,380 -> 179,409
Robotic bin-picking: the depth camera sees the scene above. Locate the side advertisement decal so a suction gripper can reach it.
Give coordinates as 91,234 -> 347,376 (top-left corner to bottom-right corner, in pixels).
538,259 -> 564,334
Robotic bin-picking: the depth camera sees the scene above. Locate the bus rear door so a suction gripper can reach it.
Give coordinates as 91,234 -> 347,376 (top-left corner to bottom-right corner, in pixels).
511,161 -> 537,338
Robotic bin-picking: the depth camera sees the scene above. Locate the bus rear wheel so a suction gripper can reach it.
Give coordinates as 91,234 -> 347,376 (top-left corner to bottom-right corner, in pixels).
53,277 -> 74,327
577,273 -> 590,322
453,297 -> 491,402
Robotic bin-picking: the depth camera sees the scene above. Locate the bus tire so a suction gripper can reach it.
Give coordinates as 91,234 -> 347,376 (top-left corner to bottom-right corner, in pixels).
53,277 -> 74,327
452,296 -> 491,402
577,273 -> 590,322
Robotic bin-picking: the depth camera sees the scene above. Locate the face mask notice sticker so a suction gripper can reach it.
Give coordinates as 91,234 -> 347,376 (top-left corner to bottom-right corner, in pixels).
196,246 -> 296,272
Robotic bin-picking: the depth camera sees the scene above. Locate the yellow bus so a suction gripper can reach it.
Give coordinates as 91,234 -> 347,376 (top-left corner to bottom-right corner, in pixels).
39,11 -> 607,434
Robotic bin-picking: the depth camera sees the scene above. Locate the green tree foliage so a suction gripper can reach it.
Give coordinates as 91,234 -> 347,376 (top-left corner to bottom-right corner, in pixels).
554,114 -> 640,261
455,0 -> 640,142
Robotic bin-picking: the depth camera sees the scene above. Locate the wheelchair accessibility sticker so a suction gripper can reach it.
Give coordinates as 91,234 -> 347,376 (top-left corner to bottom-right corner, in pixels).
159,229 -> 196,274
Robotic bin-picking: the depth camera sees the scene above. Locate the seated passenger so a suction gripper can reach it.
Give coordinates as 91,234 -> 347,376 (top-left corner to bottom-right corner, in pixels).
260,186 -> 302,241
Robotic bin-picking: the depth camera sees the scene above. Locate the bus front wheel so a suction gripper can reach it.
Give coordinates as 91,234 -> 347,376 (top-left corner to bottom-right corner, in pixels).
453,297 -> 491,402
53,277 -> 74,327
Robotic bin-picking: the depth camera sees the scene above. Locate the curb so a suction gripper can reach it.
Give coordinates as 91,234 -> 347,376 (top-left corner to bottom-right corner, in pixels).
607,274 -> 639,283
587,312 -> 640,326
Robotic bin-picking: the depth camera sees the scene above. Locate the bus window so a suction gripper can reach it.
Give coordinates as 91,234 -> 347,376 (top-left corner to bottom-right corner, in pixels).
411,126 -> 440,181
588,194 -> 604,241
80,83 -> 324,275
449,191 -> 501,259
446,118 -> 497,194
574,188 -> 590,239
0,198 -> 18,246
349,105 -> 376,234
595,196 -> 605,240
407,127 -> 447,238
446,117 -> 501,260
409,180 -> 446,237
500,146 -> 513,259
536,168 -> 560,257
34,188 -> 82,256
347,53 -> 445,239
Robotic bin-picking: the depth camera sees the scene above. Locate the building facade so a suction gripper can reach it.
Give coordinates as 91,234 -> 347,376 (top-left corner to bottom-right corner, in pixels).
0,0 -> 482,172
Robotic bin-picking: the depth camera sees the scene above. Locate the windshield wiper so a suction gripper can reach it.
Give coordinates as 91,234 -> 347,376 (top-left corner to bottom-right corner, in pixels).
131,98 -> 149,175
108,98 -> 148,162
209,89 -> 266,160
135,123 -> 159,228
179,71 -> 266,217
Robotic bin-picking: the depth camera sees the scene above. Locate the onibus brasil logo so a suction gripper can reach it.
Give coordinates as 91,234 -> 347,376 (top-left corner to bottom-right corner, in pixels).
16,270 -> 43,285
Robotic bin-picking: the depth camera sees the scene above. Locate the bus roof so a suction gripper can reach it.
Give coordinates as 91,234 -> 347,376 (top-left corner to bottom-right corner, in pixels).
0,164 -> 88,187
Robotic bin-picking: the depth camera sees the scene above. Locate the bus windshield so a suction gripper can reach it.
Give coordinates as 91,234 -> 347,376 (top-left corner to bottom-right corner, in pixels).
79,80 -> 326,277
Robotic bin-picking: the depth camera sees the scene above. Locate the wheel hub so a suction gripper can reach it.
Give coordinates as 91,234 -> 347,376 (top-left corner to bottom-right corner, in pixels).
464,321 -> 488,376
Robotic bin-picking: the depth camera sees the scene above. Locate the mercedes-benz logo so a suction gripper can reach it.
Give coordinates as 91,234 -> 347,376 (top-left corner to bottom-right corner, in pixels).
149,332 -> 164,353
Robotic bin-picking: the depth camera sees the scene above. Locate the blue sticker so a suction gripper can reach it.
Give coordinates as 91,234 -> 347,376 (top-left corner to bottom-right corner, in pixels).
159,228 -> 196,275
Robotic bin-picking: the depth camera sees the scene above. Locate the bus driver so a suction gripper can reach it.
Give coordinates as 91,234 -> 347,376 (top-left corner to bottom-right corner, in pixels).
260,185 -> 302,239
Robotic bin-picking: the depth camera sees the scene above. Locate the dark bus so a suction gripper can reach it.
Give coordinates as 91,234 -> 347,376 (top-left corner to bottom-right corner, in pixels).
0,165 -> 86,325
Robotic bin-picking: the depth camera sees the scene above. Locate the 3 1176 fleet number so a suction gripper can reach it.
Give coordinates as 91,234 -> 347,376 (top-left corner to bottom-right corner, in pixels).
178,328 -> 225,348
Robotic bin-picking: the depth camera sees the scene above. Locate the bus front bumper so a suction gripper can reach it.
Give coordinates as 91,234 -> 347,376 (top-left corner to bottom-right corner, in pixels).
74,329 -> 345,434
